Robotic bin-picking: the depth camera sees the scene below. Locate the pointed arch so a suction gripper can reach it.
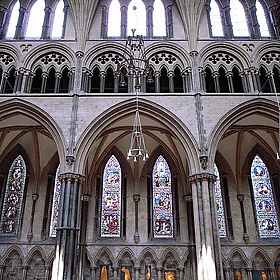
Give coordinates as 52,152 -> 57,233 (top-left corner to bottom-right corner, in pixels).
25,0 -> 45,38
100,155 -> 122,237
230,0 -> 249,37
127,0 -> 146,36
209,0 -> 223,37
256,0 -> 270,37
250,154 -> 280,238
104,66 -> 114,93
153,0 -> 166,36
31,67 -> 43,93
51,0 -> 64,38
6,0 -> 20,38
108,0 -> 121,37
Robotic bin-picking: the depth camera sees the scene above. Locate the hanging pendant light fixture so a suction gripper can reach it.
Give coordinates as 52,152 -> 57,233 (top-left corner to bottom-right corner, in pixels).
117,29 -> 153,162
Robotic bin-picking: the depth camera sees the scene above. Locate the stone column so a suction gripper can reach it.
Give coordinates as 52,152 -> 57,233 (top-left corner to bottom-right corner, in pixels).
165,5 -> 173,38
100,71 -> 106,93
269,5 -> 279,39
156,266 -> 162,280
168,71 -> 174,93
41,72 -> 48,93
45,265 -> 52,280
14,68 -> 24,93
113,266 -> 118,280
205,4 -> 212,37
27,193 -> 39,242
22,265 -> 28,280
249,6 -> 261,39
41,6 -> 52,39
226,71 -> 233,93
0,6 -> 7,39
245,267 -> 253,280
237,194 -> 249,244
133,194 -> 140,243
189,173 -> 220,280
0,72 -> 8,93
61,2 -> 69,39
101,5 -> 109,38
51,173 -> 85,280
222,5 -> 233,39
134,266 -> 140,280
120,5 -> 127,38
54,72 -> 62,93
248,67 -> 259,93
0,264 -> 5,280
223,266 -> 230,280
90,266 -> 97,280
154,71 -> 160,93
14,7 -> 26,39
212,71 -> 220,93
78,194 -> 91,279
146,5 -> 154,38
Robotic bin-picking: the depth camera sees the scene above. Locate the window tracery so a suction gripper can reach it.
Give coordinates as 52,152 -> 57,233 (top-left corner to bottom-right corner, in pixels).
250,155 -> 280,238
152,155 -> 173,238
0,155 -> 27,236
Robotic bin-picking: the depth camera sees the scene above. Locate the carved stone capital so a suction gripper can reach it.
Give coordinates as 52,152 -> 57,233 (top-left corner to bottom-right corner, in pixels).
188,173 -> 216,183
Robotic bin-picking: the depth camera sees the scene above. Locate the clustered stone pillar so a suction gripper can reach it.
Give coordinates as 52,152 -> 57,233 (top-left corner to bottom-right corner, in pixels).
51,173 -> 85,280
189,173 -> 222,280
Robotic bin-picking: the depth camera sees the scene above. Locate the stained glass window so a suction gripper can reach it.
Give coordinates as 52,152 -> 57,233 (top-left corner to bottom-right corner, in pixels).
152,155 -> 173,238
49,165 -> 61,237
101,155 -> 122,237
214,163 -> 227,237
0,155 -> 26,236
251,155 -> 280,238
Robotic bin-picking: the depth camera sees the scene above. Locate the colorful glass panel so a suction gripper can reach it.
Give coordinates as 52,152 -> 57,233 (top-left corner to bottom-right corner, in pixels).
214,164 -> 227,237
49,165 -> 61,237
251,155 -> 280,238
152,155 -> 173,238
101,155 -> 122,237
0,155 -> 26,236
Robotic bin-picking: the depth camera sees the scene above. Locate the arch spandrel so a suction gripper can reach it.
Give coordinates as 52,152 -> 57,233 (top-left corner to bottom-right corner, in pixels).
0,99 -> 66,170
74,98 -> 200,177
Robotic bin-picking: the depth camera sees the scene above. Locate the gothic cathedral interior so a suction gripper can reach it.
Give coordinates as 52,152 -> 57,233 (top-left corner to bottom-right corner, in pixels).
0,0 -> 280,279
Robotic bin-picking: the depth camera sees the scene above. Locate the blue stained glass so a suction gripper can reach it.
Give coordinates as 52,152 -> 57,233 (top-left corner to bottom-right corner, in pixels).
152,155 -> 173,238
251,155 -> 280,238
101,155 -> 122,237
214,164 -> 227,237
0,155 -> 26,236
49,165 -> 61,237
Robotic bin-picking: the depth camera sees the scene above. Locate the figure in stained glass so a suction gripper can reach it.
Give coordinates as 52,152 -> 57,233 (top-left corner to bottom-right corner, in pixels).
101,155 -> 122,237
214,163 -> 227,237
251,155 -> 280,238
152,155 -> 173,238
0,155 -> 26,236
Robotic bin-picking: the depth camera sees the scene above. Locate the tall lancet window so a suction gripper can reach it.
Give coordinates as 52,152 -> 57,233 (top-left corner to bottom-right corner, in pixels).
51,0 -> 64,38
49,165 -> 61,237
214,164 -> 227,237
256,0 -> 270,37
6,0 -> 20,38
230,0 -> 249,37
127,0 -> 146,36
209,0 -> 224,37
251,155 -> 280,238
25,0 -> 45,38
153,0 -> 166,36
152,155 -> 173,238
101,155 -> 122,237
108,0 -> 121,36
0,155 -> 26,236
